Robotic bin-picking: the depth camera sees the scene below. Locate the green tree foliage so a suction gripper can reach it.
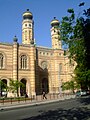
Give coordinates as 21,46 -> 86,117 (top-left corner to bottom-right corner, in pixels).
9,80 -> 25,97
60,3 -> 90,89
62,81 -> 80,93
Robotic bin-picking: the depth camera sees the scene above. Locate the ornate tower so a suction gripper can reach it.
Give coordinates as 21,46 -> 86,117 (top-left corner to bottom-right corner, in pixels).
50,17 -> 61,49
22,9 -> 34,45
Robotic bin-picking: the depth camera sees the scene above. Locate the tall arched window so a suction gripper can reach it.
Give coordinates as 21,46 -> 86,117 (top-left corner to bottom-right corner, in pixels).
59,63 -> 62,73
0,53 -> 4,69
20,79 -> 27,96
1,79 -> 7,97
20,55 -> 27,69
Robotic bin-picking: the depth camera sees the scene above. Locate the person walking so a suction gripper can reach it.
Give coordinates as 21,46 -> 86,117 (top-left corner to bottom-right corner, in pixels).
25,92 -> 28,98
42,91 -> 47,99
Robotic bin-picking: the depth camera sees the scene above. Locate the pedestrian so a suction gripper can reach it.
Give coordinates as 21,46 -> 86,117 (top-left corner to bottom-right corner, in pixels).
25,92 -> 28,98
43,91 -> 47,99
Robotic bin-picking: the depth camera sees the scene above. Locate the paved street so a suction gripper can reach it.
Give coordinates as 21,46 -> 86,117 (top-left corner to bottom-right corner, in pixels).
0,96 -> 90,120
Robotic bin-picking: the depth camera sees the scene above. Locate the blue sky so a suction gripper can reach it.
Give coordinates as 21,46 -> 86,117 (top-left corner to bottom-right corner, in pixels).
0,0 -> 90,47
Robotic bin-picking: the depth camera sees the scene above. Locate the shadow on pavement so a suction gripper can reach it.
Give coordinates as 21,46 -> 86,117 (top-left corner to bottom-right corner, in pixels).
21,107 -> 90,120
78,96 -> 90,105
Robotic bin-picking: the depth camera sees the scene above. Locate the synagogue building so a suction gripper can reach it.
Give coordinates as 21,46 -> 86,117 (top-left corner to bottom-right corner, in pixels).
0,9 -> 74,97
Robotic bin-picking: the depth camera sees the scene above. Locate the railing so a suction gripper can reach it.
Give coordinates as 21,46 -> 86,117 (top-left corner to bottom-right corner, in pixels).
0,93 -> 75,105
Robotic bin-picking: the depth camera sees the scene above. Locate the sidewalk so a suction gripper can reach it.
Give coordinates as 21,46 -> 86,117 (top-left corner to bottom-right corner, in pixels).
0,94 -> 75,111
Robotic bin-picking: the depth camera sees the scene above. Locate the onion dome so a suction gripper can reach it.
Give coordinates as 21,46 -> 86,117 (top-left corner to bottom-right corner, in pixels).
23,9 -> 33,20
51,17 -> 60,27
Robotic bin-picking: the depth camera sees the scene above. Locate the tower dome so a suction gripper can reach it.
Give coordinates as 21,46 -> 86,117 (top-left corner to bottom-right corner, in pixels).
51,17 -> 60,27
50,17 -> 61,49
22,9 -> 34,45
23,9 -> 33,20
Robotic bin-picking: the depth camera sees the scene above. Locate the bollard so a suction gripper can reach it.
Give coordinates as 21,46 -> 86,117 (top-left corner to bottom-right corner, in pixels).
11,97 -> 12,104
18,97 -> 20,103
25,97 -> 26,102
31,95 -> 32,101
50,94 -> 51,100
3,98 -> 4,105
36,95 -> 37,101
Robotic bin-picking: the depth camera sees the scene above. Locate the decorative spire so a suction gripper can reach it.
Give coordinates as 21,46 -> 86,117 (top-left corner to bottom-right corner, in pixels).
27,9 -> 29,11
54,17 -> 56,19
13,35 -> 18,42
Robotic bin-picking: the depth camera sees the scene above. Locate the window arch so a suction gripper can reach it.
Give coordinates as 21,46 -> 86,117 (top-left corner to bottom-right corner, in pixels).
59,63 -> 62,74
20,55 -> 27,69
0,53 -> 4,69
20,79 -> 27,96
1,79 -> 7,97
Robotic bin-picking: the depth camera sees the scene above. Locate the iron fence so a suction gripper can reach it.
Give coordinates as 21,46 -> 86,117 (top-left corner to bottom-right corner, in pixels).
0,93 -> 75,105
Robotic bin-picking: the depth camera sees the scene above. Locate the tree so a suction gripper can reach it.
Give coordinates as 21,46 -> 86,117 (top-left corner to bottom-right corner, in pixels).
62,80 -> 80,93
60,3 -> 90,89
9,80 -> 25,97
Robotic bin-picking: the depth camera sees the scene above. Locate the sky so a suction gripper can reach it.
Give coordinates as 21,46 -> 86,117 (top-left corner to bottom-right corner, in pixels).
0,0 -> 90,47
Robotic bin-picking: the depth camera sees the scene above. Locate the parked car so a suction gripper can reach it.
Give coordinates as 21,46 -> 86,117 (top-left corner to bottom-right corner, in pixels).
75,90 -> 81,97
75,90 -> 88,97
80,90 -> 87,96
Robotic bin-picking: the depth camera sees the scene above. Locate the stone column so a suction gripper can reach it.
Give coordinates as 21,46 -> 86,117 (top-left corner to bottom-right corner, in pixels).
30,45 -> 36,97
12,36 -> 18,80
53,50 -> 60,93
12,36 -> 18,97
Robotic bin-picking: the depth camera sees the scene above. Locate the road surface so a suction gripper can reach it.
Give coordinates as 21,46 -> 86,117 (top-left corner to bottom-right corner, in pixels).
0,96 -> 90,120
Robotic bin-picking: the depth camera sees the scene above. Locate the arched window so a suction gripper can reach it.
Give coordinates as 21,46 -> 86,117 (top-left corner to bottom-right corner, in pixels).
0,53 -> 4,69
20,55 -> 27,69
59,63 -> 62,74
20,79 -> 27,96
1,79 -> 7,97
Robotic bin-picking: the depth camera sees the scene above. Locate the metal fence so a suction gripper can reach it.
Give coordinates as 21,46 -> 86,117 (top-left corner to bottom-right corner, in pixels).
0,93 -> 75,105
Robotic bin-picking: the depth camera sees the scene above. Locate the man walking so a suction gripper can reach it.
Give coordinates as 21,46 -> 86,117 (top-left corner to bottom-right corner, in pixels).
43,91 -> 47,99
